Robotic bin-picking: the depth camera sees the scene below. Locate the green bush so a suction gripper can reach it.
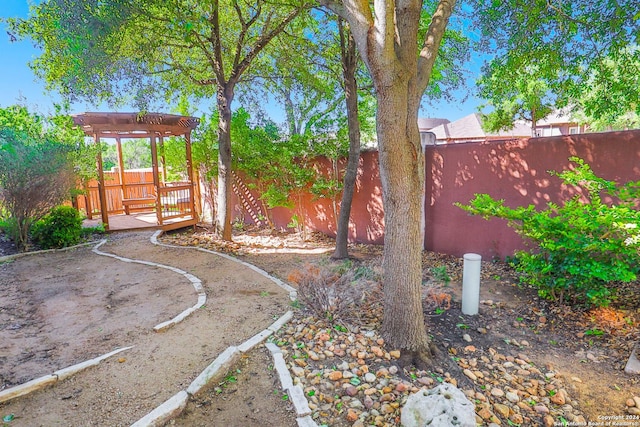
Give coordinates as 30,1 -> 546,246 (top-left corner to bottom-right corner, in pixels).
457,157 -> 640,307
31,206 -> 83,249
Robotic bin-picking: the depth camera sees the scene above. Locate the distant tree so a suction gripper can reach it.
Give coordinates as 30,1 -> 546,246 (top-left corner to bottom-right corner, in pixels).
332,18 -> 364,259
477,0 -> 640,134
103,140 -> 152,170
571,49 -> 640,131
478,64 -> 554,136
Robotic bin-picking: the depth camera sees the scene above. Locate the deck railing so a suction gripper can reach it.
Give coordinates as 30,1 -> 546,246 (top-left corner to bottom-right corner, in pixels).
77,170 -> 195,224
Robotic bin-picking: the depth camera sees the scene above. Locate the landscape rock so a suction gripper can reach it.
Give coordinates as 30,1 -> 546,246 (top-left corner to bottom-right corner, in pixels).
624,347 -> 640,375
401,383 -> 475,427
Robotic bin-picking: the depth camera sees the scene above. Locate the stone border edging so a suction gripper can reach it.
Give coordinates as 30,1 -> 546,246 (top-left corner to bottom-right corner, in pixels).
0,240 -> 100,264
130,232 -> 318,427
149,230 -> 298,301
0,346 -> 133,404
91,239 -> 207,332
130,311 -> 311,427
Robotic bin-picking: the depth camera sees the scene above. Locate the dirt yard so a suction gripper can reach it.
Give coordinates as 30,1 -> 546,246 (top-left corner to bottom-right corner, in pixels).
1,227 -> 639,426
0,231 -> 296,426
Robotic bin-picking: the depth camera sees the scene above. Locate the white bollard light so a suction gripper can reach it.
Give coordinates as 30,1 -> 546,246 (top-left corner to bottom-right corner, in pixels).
462,253 -> 482,315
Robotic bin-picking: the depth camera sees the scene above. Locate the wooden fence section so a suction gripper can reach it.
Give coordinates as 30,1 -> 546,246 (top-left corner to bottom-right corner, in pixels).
230,130 -> 640,259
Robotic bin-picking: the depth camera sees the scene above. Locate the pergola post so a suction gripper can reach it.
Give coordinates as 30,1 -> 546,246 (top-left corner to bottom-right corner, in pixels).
150,134 -> 163,226
116,137 -> 127,208
94,133 -> 110,230
185,130 -> 197,219
159,136 -> 167,185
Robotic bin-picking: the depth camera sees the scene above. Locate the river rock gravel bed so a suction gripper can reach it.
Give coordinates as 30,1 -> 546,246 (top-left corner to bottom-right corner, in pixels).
271,315 -> 588,427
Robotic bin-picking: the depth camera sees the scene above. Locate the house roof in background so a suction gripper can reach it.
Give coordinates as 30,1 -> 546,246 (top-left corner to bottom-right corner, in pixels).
418,117 -> 450,131
428,113 -> 531,141
537,109 -> 577,126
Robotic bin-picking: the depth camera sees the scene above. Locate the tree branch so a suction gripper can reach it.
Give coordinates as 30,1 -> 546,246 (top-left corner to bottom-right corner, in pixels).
417,0 -> 456,93
211,0 -> 226,83
228,5 -> 307,86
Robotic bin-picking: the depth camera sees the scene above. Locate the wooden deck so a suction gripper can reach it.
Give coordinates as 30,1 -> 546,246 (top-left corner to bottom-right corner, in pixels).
83,213 -> 197,232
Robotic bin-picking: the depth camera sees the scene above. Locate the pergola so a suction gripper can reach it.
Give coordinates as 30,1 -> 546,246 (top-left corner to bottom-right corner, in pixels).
72,112 -> 200,231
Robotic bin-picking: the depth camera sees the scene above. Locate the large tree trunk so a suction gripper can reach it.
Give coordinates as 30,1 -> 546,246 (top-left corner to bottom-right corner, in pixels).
377,81 -> 432,365
216,85 -> 234,241
320,0 -> 455,368
333,20 -> 361,260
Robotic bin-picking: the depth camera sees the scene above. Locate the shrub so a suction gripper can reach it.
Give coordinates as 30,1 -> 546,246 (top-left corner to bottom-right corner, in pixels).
31,205 -> 83,249
0,123 -> 77,250
288,263 -> 382,325
457,157 -> 640,307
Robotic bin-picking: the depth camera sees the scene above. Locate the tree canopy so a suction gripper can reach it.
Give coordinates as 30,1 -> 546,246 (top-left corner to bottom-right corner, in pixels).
477,0 -> 640,130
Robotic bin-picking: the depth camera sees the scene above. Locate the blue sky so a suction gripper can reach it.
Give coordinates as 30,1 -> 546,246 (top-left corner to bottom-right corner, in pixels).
0,0 -> 483,123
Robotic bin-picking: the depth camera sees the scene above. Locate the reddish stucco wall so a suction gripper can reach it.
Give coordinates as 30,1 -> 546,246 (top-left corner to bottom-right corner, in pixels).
231,130 -> 640,258
425,130 -> 640,258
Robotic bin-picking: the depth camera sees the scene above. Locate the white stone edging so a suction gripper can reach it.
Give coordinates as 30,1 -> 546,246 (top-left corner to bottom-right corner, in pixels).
0,240 -> 100,264
131,311 -> 301,426
150,230 -> 297,301
130,390 -> 189,427
91,239 -> 207,332
127,231 -> 306,426
0,346 -> 133,404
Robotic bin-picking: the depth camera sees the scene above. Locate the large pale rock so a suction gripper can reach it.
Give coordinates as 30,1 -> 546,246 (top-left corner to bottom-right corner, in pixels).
625,346 -> 640,375
401,382 -> 475,427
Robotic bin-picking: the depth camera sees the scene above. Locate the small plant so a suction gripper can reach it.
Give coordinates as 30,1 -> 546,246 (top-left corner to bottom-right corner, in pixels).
456,323 -> 469,329
431,265 -> 451,285
584,328 -> 604,336
31,205 -> 83,249
333,324 -> 348,333
424,285 -> 452,312
81,222 -> 105,236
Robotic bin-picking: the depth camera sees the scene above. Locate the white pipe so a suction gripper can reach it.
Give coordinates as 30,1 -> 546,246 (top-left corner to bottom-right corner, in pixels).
462,253 -> 482,315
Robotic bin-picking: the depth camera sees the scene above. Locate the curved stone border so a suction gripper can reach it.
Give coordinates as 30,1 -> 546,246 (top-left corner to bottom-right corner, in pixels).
130,232 -> 317,427
0,346 -> 133,404
0,240 -> 100,264
150,231 -> 297,301
92,239 -> 207,332
130,311 -> 320,427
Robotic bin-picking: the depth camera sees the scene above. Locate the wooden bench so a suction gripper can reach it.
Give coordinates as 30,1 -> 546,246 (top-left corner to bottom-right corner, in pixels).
122,197 -> 156,215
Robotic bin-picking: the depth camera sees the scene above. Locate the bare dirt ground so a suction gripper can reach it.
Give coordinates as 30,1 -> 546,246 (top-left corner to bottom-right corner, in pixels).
0,231 -> 295,426
1,226 -> 639,426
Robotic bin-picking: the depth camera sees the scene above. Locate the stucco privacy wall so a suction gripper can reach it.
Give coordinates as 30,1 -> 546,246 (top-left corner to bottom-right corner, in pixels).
231,130 -> 640,259
425,130 -> 640,258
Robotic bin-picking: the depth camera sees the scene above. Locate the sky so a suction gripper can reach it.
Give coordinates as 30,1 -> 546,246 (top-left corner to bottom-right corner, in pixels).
0,0 -> 483,124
